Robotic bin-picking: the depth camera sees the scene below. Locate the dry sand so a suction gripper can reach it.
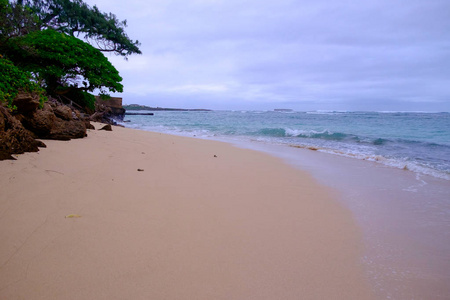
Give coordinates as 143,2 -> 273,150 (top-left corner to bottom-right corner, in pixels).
0,123 -> 373,299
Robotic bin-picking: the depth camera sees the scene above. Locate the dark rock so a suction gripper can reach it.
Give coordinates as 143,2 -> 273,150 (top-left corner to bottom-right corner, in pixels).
90,103 -> 121,125
95,96 -> 125,120
1,94 -> 91,159
90,104 -> 112,123
22,103 -> 55,137
11,92 -> 40,113
53,105 -> 73,121
72,110 -> 81,120
0,105 -> 43,160
35,140 -> 47,148
99,124 -> 112,131
86,121 -> 95,130
21,100 -> 87,140
110,107 -> 126,120
47,118 -> 87,140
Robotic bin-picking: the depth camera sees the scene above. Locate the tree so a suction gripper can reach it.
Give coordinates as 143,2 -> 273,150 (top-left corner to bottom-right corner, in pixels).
5,29 -> 123,97
22,0 -> 141,58
0,0 -> 39,45
1,0 -> 137,110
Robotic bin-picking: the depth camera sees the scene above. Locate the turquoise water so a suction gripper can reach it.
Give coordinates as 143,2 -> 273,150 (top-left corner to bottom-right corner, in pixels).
122,110 -> 450,298
123,110 -> 450,180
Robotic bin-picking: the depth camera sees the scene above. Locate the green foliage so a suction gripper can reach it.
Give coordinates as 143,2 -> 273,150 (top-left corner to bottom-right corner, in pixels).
63,89 -> 96,111
23,0 -> 141,57
5,29 -> 123,96
0,0 -> 40,46
98,93 -> 111,101
1,0 -> 137,111
0,55 -> 46,108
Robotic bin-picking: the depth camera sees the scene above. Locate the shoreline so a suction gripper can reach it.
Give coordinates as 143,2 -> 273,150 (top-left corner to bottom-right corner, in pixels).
222,136 -> 450,299
122,111 -> 450,182
0,123 -> 373,299
110,122 -> 450,298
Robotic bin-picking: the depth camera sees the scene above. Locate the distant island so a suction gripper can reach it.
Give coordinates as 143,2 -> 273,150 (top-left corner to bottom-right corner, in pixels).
124,104 -> 212,112
274,109 -> 293,112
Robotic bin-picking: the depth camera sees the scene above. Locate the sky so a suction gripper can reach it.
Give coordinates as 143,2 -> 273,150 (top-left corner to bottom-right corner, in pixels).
84,0 -> 450,111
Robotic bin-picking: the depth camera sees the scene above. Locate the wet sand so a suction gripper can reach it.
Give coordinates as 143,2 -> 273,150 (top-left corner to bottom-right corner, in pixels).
229,138 -> 450,299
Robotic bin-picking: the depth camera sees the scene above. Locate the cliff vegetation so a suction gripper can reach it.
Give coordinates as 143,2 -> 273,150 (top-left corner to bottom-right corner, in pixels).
0,0 -> 140,159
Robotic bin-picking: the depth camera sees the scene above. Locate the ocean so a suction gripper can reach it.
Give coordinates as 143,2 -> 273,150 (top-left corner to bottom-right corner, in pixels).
121,110 -> 450,298
122,110 -> 450,181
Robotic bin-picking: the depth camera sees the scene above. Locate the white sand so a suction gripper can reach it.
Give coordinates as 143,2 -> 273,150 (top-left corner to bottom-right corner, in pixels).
0,124 -> 373,299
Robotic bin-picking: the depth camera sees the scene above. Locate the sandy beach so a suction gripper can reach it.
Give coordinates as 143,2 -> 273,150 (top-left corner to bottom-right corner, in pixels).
0,123 -> 373,299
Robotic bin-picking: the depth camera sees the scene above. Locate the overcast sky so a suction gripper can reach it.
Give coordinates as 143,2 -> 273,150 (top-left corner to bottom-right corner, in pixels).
84,0 -> 450,111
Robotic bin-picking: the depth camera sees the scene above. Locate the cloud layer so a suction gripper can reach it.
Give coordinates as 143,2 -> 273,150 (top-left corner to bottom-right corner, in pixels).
86,0 -> 450,111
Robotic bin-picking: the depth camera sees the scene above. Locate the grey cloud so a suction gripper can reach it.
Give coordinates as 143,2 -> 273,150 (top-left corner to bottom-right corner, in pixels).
85,0 -> 450,111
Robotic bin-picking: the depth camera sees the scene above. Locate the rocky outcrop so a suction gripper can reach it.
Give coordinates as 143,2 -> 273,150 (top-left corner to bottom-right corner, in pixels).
90,103 -> 119,125
53,104 -> 73,121
21,103 -> 55,137
0,91 -> 136,160
11,92 -> 40,113
0,93 -> 93,160
0,105 -> 44,160
19,98 -> 88,141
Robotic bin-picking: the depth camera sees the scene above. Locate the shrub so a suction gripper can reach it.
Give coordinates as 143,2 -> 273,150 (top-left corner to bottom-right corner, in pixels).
0,55 -> 46,109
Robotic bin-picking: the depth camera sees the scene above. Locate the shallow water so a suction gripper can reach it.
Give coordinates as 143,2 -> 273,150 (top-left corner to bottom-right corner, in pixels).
122,110 -> 450,298
124,110 -> 450,180
227,139 -> 450,299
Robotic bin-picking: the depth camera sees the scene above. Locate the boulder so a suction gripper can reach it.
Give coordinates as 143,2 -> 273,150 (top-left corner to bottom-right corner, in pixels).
21,100 -> 87,140
21,103 -> 55,137
0,105 -> 44,160
90,104 -> 118,125
99,124 -> 112,131
11,92 -> 40,113
53,105 -> 73,120
47,118 -> 87,140
110,107 -> 126,120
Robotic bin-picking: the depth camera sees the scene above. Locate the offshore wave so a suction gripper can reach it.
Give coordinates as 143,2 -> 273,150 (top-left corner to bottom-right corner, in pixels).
255,128 -> 350,139
252,127 -> 450,150
121,112 -> 450,181
253,128 -> 392,145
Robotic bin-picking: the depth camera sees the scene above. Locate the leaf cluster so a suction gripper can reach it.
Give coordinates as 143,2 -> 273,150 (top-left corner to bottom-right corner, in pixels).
6,29 -> 123,95
0,0 -> 40,44
63,88 -> 96,111
0,55 -> 46,108
23,0 -> 141,57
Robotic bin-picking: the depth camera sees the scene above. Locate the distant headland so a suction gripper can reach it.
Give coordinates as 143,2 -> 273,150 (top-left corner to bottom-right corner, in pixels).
124,104 -> 212,112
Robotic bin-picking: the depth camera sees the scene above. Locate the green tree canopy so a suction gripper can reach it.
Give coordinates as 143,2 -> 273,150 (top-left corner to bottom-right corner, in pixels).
5,29 -> 123,96
21,0 -> 141,58
0,0 -> 135,110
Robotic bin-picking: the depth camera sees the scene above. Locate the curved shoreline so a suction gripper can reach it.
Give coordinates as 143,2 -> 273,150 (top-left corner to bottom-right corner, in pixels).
0,123 -> 372,299
217,135 -> 450,299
